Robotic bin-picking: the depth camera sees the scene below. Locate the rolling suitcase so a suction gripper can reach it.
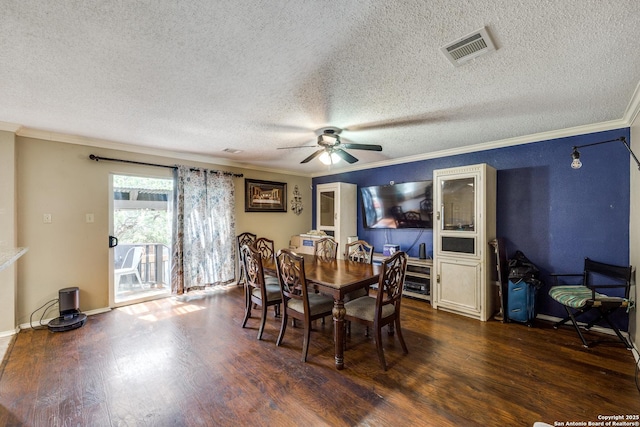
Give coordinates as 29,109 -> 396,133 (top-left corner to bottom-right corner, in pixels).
507,279 -> 537,326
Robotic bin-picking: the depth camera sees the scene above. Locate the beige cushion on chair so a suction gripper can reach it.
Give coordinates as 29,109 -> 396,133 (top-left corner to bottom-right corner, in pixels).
344,296 -> 395,322
288,293 -> 334,316
251,283 -> 281,302
265,276 -> 279,285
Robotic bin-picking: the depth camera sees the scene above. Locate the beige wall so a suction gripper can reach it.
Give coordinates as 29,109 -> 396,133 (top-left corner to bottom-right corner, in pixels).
0,131 -> 18,333
14,136 -> 312,330
630,119 -> 639,348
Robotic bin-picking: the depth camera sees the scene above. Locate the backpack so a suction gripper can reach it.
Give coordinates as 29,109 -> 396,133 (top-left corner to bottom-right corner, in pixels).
508,250 -> 543,289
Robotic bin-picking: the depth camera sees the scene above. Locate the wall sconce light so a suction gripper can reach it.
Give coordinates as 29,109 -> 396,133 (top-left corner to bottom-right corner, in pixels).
570,147 -> 582,169
570,136 -> 640,171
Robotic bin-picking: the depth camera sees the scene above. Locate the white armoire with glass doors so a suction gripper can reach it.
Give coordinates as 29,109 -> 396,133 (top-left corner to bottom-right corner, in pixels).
315,182 -> 357,260
432,163 -> 496,321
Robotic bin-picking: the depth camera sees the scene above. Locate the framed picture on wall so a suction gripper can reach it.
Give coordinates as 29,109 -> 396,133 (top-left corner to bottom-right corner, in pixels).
245,179 -> 287,212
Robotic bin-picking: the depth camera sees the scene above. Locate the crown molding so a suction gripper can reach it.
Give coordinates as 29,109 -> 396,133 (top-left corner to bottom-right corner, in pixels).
624,79 -> 640,125
0,121 -> 22,133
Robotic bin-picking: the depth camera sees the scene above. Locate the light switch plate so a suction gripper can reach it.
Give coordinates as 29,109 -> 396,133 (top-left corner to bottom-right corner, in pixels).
86,213 -> 94,223
43,213 -> 52,223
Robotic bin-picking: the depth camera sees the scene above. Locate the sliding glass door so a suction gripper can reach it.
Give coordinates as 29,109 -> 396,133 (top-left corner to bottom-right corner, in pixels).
110,174 -> 173,306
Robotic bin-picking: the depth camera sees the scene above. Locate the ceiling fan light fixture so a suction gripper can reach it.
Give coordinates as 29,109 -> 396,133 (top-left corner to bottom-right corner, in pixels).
289,126 -> 381,165
319,151 -> 341,165
318,133 -> 339,145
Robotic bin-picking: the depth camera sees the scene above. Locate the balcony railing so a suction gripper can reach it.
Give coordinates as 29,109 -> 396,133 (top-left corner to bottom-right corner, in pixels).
115,243 -> 171,288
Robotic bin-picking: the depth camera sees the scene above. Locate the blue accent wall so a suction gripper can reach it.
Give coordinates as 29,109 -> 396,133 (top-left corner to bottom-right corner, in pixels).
313,128 -> 631,330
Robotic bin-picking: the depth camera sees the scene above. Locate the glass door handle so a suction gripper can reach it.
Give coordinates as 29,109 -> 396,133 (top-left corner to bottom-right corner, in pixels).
109,235 -> 118,248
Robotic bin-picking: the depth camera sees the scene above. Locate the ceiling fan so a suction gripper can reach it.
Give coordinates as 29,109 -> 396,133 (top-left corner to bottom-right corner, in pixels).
278,127 -> 382,164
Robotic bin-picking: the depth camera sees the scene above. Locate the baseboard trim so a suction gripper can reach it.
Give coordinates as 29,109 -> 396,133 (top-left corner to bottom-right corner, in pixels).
536,313 -> 628,337
17,306 -> 111,331
536,313 -> 637,351
0,328 -> 20,338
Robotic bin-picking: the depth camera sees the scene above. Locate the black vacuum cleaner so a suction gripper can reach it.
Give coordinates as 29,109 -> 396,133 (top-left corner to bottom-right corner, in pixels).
47,287 -> 87,332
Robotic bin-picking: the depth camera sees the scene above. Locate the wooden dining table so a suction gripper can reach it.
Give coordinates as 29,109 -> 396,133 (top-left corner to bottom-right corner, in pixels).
263,253 -> 381,370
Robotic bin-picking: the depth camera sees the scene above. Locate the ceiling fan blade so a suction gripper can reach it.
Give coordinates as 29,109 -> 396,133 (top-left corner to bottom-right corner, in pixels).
340,142 -> 382,151
301,149 -> 325,163
334,149 -> 359,164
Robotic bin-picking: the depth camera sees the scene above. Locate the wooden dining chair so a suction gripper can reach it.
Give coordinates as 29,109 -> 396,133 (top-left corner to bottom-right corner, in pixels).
314,237 -> 338,260
343,250 -> 408,370
240,244 -> 282,340
275,248 -> 334,362
236,232 -> 257,284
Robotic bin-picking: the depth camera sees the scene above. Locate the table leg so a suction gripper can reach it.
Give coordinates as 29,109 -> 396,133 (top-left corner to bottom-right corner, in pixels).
332,299 -> 346,370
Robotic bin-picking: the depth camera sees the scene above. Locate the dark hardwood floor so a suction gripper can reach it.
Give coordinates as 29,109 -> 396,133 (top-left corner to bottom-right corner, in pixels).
1,285 -> 638,426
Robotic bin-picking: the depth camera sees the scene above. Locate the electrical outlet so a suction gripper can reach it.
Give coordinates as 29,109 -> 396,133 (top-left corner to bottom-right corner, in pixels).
86,213 -> 94,223
43,213 -> 52,223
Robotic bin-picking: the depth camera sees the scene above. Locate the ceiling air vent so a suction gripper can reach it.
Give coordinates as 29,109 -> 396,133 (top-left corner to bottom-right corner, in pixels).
441,27 -> 496,66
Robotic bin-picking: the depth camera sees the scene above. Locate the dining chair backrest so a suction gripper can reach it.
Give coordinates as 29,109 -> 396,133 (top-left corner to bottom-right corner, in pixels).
254,237 -> 276,263
241,244 -> 266,293
345,240 -> 374,264
237,232 -> 257,250
275,249 -> 310,307
314,237 -> 338,260
376,250 -> 408,315
237,232 -> 257,283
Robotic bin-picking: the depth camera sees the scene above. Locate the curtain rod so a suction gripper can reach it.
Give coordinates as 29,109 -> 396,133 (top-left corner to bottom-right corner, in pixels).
89,154 -> 244,177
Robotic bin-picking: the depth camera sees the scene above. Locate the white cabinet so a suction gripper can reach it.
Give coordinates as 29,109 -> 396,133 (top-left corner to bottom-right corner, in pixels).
435,257 -> 481,311
432,163 -> 496,321
316,182 -> 357,259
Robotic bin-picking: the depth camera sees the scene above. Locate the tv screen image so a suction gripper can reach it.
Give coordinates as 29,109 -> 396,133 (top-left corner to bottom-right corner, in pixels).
360,180 -> 433,229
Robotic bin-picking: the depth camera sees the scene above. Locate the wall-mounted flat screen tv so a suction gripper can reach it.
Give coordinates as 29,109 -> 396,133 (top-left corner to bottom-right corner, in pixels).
360,180 -> 433,229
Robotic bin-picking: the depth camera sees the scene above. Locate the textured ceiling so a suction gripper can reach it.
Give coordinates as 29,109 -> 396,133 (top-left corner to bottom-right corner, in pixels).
1,0 -> 640,175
